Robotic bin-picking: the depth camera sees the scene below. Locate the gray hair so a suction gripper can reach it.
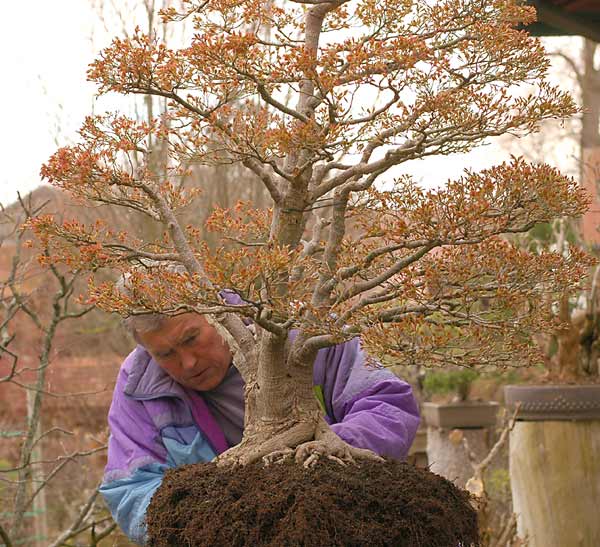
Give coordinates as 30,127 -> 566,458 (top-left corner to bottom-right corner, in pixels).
116,263 -> 186,342
122,313 -> 169,342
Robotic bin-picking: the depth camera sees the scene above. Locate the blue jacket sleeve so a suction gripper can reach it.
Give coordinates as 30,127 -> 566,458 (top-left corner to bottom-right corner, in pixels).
100,463 -> 166,545
100,430 -> 218,545
100,367 -> 168,545
100,364 -> 219,544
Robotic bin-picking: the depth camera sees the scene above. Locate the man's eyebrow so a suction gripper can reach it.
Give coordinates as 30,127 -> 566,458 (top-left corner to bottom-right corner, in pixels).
151,327 -> 201,355
176,327 -> 200,345
153,345 -> 173,356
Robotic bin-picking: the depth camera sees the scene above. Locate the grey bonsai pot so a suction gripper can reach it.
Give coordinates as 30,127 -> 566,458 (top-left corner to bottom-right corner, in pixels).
504,384 -> 600,420
422,401 -> 500,429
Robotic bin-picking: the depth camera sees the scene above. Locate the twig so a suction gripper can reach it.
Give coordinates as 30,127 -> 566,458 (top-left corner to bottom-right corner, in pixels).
68,515 -> 114,538
1,445 -> 107,477
6,380 -> 110,399
47,487 -> 100,547
0,522 -> 13,547
0,347 -> 18,383
90,521 -> 117,545
468,404 -> 520,484
491,512 -> 518,547
22,446 -> 105,521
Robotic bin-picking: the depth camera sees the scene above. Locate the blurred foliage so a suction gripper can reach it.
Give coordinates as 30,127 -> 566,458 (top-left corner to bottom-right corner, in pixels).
422,367 -> 524,402
486,468 -> 512,503
422,369 -> 479,401
517,220 -> 579,254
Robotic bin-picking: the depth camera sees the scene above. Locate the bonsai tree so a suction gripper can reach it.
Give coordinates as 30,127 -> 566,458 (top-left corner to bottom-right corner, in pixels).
518,218 -> 600,382
33,0 -> 590,470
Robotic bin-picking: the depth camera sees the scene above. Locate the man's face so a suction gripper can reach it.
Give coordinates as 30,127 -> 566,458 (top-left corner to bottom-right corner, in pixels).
137,313 -> 232,391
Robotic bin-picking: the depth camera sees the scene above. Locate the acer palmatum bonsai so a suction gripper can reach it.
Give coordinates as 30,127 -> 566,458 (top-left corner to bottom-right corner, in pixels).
32,0 -> 591,467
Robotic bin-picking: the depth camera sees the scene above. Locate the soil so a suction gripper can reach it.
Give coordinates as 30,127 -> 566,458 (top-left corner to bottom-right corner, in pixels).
146,458 -> 479,547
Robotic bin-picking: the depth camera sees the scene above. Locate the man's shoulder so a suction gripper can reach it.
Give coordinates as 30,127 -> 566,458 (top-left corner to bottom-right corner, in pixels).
120,345 -> 151,374
316,337 -> 397,391
315,337 -> 362,369
113,346 -> 152,395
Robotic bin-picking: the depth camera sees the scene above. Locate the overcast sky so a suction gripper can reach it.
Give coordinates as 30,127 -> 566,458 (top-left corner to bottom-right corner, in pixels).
0,2 -> 579,208
0,1 -> 94,205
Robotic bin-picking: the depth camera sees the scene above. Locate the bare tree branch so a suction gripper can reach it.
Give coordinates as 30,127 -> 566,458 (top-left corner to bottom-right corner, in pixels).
0,523 -> 13,547
47,487 -> 101,547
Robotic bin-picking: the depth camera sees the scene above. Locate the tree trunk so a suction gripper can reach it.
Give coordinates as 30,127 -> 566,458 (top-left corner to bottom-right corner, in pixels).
219,339 -> 322,466
510,420 -> 600,546
27,389 -> 48,547
580,40 -> 600,246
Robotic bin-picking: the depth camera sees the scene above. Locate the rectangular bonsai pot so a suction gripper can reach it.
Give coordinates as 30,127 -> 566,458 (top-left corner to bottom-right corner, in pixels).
504,384 -> 600,421
422,401 -> 500,429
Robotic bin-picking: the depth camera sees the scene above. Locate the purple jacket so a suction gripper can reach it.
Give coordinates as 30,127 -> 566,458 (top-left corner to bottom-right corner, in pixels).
100,338 -> 420,544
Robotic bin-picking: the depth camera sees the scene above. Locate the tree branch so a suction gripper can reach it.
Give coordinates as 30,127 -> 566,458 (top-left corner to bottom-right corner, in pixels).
336,244 -> 436,303
242,158 -> 283,204
256,82 -> 308,123
0,523 -> 13,547
47,487 -> 101,547
312,189 -> 349,307
138,179 -> 257,375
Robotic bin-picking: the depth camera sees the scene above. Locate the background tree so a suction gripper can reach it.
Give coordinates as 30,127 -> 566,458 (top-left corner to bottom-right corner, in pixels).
550,37 -> 600,380
501,35 -> 600,381
89,0 -> 270,248
35,0 -> 591,468
0,196 -> 117,547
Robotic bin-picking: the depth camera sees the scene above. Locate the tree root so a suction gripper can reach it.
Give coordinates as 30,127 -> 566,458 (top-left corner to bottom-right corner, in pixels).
216,420 -> 315,467
217,418 -> 383,469
292,423 -> 384,468
290,439 -> 382,468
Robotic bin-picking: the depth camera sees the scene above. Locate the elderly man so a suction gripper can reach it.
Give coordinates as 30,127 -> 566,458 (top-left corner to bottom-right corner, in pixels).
99,304 -> 420,544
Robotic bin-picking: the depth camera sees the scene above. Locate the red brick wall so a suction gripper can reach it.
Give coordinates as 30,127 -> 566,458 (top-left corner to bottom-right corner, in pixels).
581,147 -> 600,247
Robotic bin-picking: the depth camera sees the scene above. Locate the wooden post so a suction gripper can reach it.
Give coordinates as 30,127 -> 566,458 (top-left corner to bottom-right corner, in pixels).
510,420 -> 600,547
407,427 -> 428,468
426,427 -> 491,488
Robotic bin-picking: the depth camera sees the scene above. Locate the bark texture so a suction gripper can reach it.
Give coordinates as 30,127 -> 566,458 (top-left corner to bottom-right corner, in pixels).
580,39 -> 600,246
510,420 -> 600,547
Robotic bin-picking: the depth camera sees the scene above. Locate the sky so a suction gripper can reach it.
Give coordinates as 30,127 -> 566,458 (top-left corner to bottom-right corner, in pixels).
0,2 -> 580,208
0,1 -> 98,206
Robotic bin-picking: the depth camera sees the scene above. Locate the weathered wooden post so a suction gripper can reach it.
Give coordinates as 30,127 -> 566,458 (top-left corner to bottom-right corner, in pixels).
505,385 -> 600,547
424,401 -> 500,488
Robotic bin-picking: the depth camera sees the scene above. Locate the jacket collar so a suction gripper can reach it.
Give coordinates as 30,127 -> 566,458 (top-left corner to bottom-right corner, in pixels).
122,345 -> 231,454
123,345 -> 185,400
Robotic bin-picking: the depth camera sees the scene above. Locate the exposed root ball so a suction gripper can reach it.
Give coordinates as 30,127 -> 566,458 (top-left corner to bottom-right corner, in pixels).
146,459 -> 479,547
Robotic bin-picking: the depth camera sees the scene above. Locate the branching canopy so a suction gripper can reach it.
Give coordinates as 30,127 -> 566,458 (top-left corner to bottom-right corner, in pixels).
34,0 -> 592,376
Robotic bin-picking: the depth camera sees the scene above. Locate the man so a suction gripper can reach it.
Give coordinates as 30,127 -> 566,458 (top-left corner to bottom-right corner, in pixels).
100,306 -> 420,544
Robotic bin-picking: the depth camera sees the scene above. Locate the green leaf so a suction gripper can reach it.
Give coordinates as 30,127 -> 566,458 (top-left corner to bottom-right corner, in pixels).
313,385 -> 327,414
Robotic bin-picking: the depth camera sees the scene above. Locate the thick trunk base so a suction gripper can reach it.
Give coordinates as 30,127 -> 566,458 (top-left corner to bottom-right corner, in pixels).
218,415 -> 382,467
510,420 -> 600,547
146,459 -> 478,547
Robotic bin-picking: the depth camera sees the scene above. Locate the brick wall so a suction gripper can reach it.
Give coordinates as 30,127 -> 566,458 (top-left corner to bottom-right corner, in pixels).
581,147 -> 600,247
